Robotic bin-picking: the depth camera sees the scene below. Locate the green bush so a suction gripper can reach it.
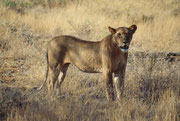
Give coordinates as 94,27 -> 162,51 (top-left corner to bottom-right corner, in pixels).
0,0 -> 72,9
1,0 -> 32,9
1,0 -> 17,8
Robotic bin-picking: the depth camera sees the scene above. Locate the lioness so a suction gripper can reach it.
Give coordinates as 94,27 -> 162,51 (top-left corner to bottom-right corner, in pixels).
37,25 -> 137,101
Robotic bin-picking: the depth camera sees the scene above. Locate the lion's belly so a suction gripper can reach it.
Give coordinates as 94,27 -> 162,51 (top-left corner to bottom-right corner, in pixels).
67,50 -> 102,73
73,58 -> 102,73
76,65 -> 102,73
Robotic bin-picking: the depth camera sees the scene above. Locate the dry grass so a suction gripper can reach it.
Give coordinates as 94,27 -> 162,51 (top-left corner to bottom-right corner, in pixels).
1,0 -> 180,51
0,0 -> 180,121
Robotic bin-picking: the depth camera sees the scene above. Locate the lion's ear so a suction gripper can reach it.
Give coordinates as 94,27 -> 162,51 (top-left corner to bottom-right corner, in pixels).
108,26 -> 116,34
129,25 -> 137,34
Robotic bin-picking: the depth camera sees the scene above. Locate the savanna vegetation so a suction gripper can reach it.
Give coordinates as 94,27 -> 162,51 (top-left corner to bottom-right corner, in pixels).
0,0 -> 179,121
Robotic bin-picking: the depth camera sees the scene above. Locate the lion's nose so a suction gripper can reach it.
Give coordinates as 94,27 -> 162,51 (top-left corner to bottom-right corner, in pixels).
123,42 -> 127,44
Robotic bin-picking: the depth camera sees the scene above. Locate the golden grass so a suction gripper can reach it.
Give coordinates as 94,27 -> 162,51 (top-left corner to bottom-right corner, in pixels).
0,0 -> 180,121
1,0 -> 180,52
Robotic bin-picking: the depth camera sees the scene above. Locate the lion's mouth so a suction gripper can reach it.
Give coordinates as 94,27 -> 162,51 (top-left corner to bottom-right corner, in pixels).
120,46 -> 129,52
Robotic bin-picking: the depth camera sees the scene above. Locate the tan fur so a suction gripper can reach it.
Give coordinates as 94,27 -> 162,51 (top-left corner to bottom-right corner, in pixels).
37,25 -> 137,101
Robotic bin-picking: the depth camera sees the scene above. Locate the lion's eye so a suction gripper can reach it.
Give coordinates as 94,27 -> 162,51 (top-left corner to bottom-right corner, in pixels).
118,33 -> 121,38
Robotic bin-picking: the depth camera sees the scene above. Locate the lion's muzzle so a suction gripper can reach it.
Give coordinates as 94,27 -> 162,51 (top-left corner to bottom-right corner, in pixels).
120,43 -> 129,52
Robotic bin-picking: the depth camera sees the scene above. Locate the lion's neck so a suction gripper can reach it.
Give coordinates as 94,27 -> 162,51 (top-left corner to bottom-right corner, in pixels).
101,35 -> 116,48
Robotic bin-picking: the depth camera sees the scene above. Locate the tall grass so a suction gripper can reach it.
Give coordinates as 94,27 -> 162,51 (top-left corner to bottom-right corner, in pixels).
1,0 -> 180,52
0,0 -> 180,121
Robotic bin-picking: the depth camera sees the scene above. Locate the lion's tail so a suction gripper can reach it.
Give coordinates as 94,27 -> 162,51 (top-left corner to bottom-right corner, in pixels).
36,52 -> 49,91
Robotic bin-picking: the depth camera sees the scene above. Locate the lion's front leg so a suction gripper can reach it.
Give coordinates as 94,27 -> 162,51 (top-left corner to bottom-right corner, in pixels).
114,70 -> 125,100
103,71 -> 115,101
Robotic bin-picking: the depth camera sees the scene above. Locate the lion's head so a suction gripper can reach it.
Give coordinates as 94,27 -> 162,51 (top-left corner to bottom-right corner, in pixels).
108,25 -> 137,52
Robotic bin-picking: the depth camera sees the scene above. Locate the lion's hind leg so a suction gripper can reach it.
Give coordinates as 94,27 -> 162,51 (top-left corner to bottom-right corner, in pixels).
58,63 -> 70,87
49,63 -> 70,96
48,64 -> 61,95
